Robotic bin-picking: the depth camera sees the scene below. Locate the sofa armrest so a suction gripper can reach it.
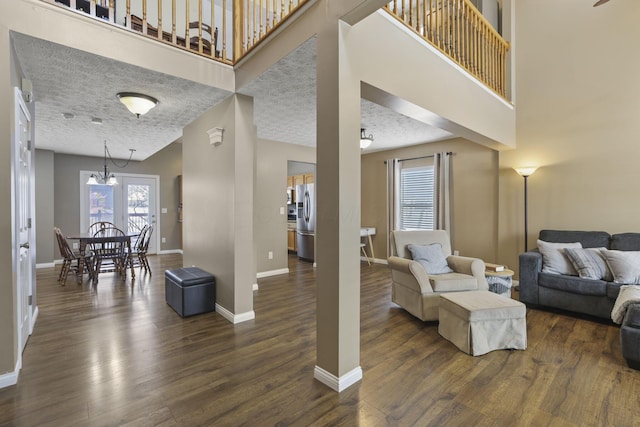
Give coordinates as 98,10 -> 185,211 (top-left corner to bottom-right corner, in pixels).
519,250 -> 542,305
387,256 -> 434,294
447,255 -> 488,290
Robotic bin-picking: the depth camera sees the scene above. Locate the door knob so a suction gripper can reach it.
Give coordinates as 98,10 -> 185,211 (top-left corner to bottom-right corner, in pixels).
20,242 -> 30,249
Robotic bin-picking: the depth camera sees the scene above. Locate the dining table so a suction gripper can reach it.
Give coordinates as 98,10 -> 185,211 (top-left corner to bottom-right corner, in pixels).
66,232 -> 137,281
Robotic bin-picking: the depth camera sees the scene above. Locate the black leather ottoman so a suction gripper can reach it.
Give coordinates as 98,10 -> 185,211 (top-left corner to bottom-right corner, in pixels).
165,267 -> 216,317
621,303 -> 640,370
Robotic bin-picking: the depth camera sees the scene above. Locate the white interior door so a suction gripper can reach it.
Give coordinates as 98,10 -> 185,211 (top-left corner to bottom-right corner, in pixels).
122,176 -> 157,254
15,87 -> 33,353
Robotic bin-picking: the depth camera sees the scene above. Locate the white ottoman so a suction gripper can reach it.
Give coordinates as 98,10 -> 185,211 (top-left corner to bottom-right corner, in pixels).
438,291 -> 527,356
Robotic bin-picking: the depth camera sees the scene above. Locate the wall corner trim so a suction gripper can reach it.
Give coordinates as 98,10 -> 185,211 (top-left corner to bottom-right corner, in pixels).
215,304 -> 256,324
0,360 -> 22,389
313,366 -> 363,392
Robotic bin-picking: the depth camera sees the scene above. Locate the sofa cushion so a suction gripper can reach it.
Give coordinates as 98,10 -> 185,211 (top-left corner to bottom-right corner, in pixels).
408,243 -> 453,275
429,273 -> 478,292
539,230 -> 611,248
611,233 -> 640,251
601,249 -> 640,284
564,247 -> 613,281
538,272 -> 607,296
537,240 -> 582,275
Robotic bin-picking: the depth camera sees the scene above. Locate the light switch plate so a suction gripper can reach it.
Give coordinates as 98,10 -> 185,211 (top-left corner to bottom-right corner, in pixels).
161,208 -> 168,214
279,206 -> 285,215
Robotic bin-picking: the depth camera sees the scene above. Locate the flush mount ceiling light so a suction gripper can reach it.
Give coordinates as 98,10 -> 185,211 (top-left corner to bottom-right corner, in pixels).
116,92 -> 158,118
360,128 -> 374,149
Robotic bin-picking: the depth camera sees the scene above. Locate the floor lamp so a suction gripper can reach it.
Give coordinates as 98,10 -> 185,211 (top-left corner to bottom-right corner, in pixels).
514,167 -> 537,252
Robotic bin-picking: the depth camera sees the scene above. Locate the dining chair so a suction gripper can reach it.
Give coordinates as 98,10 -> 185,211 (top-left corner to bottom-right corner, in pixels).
137,224 -> 153,274
127,225 -> 148,271
54,227 -> 93,286
88,221 -> 116,236
89,226 -> 127,283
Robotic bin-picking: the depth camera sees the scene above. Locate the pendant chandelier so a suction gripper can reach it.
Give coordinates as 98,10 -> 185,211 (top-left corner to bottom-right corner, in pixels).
86,141 -> 135,186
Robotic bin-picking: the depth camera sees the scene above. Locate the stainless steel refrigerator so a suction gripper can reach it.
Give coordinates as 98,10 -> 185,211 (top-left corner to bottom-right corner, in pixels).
296,183 -> 315,262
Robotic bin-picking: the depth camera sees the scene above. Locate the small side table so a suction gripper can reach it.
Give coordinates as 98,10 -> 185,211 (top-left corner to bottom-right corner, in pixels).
485,268 -> 514,298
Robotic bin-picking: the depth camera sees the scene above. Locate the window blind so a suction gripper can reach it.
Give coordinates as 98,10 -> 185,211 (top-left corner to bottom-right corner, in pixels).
399,166 -> 434,230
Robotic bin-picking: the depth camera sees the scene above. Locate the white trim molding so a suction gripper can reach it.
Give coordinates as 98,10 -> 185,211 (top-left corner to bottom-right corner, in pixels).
360,257 -> 388,265
215,304 -> 256,324
256,268 -> 289,278
314,365 -> 363,392
30,306 -> 39,334
157,249 -> 184,255
253,283 -> 259,291
36,262 -> 55,269
0,360 -> 21,389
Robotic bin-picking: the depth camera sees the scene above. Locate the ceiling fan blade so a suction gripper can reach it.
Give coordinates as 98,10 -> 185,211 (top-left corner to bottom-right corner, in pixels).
593,0 -> 611,6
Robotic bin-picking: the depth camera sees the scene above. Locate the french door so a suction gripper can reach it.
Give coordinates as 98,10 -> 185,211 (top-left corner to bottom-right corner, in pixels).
80,172 -> 158,254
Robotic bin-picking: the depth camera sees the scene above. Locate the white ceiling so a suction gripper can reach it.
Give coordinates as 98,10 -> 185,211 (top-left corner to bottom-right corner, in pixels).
11,31 -> 452,161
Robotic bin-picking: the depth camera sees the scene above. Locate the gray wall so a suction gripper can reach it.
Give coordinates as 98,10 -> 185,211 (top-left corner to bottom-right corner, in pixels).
38,141 -> 182,262
255,139 -> 316,274
182,94 -> 255,316
35,150 -> 55,264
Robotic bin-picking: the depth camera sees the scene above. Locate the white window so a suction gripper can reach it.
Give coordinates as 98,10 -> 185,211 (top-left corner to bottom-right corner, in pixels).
399,166 -> 435,230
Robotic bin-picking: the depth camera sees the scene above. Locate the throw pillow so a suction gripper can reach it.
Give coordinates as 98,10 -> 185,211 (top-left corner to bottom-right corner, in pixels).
564,247 -> 613,281
600,249 -> 640,284
407,243 -> 453,275
537,240 -> 582,275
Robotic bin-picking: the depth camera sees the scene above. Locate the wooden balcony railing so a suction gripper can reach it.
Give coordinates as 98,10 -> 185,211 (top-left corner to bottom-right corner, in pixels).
384,0 -> 510,99
45,0 -> 309,65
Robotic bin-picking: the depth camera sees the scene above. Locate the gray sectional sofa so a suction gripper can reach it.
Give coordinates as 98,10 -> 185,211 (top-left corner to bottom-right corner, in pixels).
519,229 -> 640,369
519,229 -> 632,319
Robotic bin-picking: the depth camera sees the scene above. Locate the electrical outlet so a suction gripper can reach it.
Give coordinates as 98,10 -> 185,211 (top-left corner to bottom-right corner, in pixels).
161,207 -> 168,214
268,251 -> 273,259
279,206 -> 285,215
72,242 -> 79,249
453,250 -> 459,256
161,237 -> 166,243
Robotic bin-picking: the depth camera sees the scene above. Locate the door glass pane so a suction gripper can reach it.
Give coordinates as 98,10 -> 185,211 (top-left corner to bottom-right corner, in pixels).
89,185 -> 114,227
127,184 -> 150,235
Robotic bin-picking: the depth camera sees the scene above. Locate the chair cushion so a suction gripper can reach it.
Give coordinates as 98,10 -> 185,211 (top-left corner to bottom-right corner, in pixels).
429,273 -> 478,292
564,247 -> 613,281
439,290 -> 526,321
600,250 -> 640,284
538,272 -> 607,296
611,233 -> 640,251
537,239 -> 581,275
408,243 -> 453,275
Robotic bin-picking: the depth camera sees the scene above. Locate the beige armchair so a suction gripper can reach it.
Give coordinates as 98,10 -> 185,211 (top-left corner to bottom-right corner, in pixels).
388,230 -> 488,321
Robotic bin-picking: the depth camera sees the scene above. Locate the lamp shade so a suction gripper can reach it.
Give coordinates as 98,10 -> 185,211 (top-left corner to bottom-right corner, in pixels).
514,166 -> 537,177
86,174 -> 99,185
117,92 -> 158,117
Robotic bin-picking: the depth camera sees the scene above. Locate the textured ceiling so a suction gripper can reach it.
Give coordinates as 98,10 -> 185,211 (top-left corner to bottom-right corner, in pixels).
238,36 -> 453,152
11,32 -> 232,161
11,31 -> 452,160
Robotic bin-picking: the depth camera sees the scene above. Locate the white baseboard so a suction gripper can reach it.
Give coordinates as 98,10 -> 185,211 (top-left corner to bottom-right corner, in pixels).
30,305 -> 39,334
36,262 -> 55,269
256,268 -> 289,278
157,249 -> 183,255
360,257 -> 388,265
313,365 -> 362,392
215,303 -> 256,324
0,359 -> 21,389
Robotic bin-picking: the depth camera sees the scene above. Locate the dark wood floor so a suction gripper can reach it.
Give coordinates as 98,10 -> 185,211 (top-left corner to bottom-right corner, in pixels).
1,254 -> 640,426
